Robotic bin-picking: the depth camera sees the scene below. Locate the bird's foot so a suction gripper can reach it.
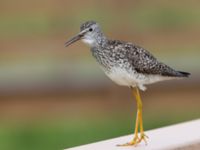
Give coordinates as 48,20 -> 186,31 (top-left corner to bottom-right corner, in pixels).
117,133 -> 148,146
137,133 -> 148,145
117,135 -> 140,146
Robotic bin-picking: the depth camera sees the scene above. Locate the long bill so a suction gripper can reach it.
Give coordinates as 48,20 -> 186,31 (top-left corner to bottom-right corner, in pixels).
65,29 -> 88,47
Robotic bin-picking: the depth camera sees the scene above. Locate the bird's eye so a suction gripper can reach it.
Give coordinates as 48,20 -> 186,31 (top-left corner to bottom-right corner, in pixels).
89,28 -> 93,32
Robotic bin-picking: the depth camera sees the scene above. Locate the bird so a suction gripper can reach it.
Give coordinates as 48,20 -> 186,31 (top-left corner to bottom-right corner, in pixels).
64,20 -> 190,146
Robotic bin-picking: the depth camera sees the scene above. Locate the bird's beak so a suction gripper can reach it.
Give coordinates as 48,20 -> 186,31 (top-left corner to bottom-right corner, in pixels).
65,29 -> 88,47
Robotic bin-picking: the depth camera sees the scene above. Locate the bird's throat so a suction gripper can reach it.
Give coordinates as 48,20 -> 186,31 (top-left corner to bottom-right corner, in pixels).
82,38 -> 96,47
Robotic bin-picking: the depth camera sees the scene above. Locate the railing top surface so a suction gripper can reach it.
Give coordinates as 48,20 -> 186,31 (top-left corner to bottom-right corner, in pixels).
65,119 -> 200,150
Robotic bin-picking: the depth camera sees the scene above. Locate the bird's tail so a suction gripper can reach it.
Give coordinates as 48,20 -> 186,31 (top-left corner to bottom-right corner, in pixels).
177,71 -> 191,77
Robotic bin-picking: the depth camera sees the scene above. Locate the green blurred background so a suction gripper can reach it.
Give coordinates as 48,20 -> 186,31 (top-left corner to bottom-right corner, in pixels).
0,0 -> 200,150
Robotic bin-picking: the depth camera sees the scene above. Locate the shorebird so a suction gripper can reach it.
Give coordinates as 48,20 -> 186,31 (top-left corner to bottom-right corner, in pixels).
65,21 -> 190,146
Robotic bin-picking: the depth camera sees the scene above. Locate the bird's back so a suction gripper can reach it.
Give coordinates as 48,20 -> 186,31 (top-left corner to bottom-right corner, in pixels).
103,40 -> 190,78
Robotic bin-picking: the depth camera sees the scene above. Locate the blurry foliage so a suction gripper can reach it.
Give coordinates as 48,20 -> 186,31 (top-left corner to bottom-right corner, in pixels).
1,2 -> 200,36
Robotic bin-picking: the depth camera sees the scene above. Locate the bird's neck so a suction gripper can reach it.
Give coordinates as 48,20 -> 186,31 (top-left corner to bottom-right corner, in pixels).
97,34 -> 108,47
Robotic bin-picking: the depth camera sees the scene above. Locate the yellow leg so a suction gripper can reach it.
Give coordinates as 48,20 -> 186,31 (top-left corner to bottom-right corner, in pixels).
138,106 -> 148,144
118,87 -> 148,146
135,87 -> 148,144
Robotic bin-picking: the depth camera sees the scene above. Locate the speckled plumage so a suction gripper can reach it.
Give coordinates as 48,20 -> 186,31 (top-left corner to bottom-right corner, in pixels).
66,21 -> 190,90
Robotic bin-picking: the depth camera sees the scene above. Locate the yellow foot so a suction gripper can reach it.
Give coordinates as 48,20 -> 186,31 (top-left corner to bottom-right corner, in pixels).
138,133 -> 148,145
117,136 -> 140,146
117,134 -> 148,146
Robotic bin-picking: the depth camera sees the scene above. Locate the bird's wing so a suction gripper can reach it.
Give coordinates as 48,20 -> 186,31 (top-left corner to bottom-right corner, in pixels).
107,40 -> 189,77
122,42 -> 180,77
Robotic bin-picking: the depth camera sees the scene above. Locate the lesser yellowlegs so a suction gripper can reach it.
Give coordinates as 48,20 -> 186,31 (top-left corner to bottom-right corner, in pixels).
65,21 -> 190,146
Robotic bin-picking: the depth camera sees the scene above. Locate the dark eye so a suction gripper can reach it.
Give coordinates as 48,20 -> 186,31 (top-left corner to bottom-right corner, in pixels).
89,28 -> 93,32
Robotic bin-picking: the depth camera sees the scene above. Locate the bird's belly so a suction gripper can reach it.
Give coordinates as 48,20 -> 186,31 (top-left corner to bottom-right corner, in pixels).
104,67 -> 173,90
105,67 -> 139,87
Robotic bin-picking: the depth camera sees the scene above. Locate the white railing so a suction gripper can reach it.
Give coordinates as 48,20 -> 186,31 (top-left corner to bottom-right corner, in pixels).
65,119 -> 200,150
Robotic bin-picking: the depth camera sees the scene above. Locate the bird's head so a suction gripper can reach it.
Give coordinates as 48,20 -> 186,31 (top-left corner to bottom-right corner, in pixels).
65,21 -> 105,47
